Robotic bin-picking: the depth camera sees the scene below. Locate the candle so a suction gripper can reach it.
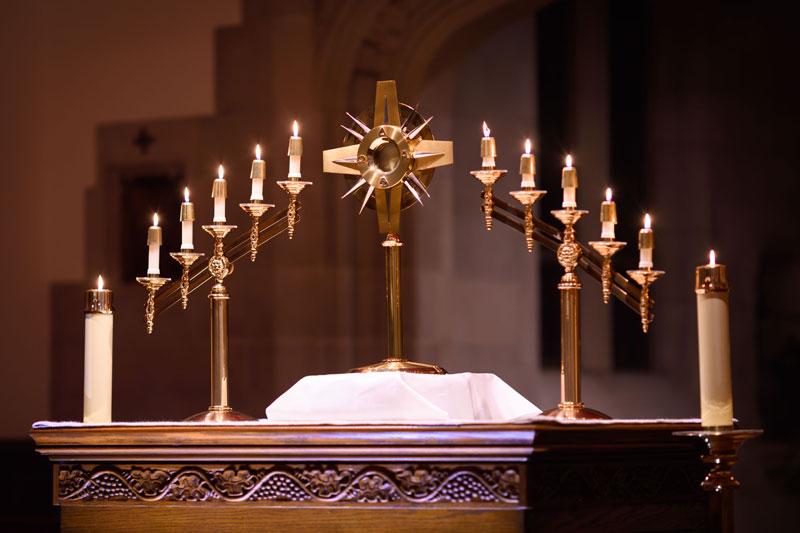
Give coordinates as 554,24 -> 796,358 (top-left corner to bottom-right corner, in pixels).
250,144 -> 266,201
480,122 -> 496,168
180,187 -> 194,250
600,188 -> 617,239
561,154 -> 578,208
695,250 -> 733,428
147,213 -> 162,275
638,213 -> 654,268
288,121 -> 303,179
519,139 -> 535,188
212,164 -> 227,223
84,275 -> 113,423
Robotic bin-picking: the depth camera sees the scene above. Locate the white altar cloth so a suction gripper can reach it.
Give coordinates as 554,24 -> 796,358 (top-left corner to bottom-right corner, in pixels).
264,372 -> 543,424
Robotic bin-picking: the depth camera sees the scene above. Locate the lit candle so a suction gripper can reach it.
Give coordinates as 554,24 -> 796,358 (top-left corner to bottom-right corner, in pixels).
695,250 -> 733,428
600,188 -> 617,239
561,154 -> 578,208
180,187 -> 194,250
480,122 -> 496,168
288,121 -> 302,179
212,164 -> 227,223
638,213 -> 654,269
84,275 -> 113,423
250,144 -> 266,201
519,139 -> 535,188
147,213 -> 162,275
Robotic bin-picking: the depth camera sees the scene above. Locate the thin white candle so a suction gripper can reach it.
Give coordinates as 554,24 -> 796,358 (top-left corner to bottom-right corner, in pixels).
213,165 -> 226,223
480,122 -> 496,168
519,139 -> 535,188
288,121 -> 302,179
180,187 -> 194,250
601,188 -> 616,239
695,250 -> 733,427
561,154 -> 577,208
84,275 -> 113,423
147,213 -> 161,275
250,144 -> 266,201
638,213 -> 654,268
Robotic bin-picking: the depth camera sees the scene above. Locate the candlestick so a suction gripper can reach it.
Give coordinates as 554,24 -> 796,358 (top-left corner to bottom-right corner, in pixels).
480,121 -> 496,168
288,121 -> 303,180
180,187 -> 194,250
519,138 -> 535,188
239,201 -> 274,260
84,275 -> 113,423
213,165 -> 227,223
695,250 -> 733,428
147,213 -> 162,275
169,250 -> 204,309
250,144 -> 266,201
638,213 -> 654,268
561,155 -> 577,208
600,187 -> 617,239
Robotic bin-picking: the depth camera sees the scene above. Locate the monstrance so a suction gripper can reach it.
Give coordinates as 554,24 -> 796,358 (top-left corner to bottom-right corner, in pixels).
323,80 -> 453,373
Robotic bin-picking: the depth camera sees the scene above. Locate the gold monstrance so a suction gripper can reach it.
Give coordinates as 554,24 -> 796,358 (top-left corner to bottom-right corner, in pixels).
323,80 -> 453,373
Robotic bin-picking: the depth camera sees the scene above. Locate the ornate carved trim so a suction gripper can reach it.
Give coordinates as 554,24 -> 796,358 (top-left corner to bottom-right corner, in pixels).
58,464 -> 520,504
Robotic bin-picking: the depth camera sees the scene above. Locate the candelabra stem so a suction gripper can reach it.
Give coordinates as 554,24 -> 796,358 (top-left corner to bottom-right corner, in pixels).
483,183 -> 494,231
287,193 -> 297,239
144,288 -> 156,334
180,266 -> 190,309
385,234 -> 404,359
560,281 -> 581,406
249,216 -> 259,261
209,283 -> 229,409
601,258 -> 612,304
524,205 -> 534,252
640,282 -> 651,332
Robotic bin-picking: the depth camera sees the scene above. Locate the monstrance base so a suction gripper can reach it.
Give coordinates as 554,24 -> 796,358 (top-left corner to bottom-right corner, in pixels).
541,403 -> 611,420
184,407 -> 255,422
350,358 -> 446,375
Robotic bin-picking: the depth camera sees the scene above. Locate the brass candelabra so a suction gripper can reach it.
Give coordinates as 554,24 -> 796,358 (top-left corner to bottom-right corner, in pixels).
136,173 -> 309,421
476,174 -> 664,419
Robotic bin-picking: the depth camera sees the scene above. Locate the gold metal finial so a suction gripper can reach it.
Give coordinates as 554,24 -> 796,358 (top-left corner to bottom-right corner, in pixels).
323,80 -> 452,374
239,202 -> 275,260
135,276 -> 170,333
276,181 -> 311,239
589,240 -> 627,303
627,268 -> 665,332
169,251 -> 204,309
509,189 -> 547,251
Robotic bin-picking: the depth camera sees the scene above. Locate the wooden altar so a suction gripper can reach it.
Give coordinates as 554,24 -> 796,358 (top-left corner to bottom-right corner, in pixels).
31,420 -> 717,532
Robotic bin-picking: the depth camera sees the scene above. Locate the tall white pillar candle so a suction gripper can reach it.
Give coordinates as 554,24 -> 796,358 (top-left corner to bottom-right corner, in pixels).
147,213 -> 161,275
212,164 -> 227,222
288,121 -> 302,179
600,188 -> 617,239
561,155 -> 577,208
638,213 -> 654,268
480,122 -> 496,168
250,144 -> 266,201
180,187 -> 194,250
519,139 -> 535,188
84,275 -> 113,423
695,250 -> 733,427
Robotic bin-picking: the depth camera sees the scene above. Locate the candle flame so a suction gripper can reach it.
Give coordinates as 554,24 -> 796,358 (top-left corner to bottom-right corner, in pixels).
217,164 -> 224,180
255,144 -> 261,160
482,121 -> 490,138
184,187 -> 190,202
97,275 -> 104,291
292,120 -> 299,137
524,139 -> 532,155
644,213 -> 651,229
153,212 -> 159,227
565,154 -> 573,168
709,249 -> 716,266
605,187 -> 612,202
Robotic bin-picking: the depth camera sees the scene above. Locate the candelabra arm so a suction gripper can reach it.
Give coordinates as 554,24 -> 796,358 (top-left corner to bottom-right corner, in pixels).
589,240 -> 626,305
239,202 -> 274,262
277,180 -> 312,240
135,276 -> 170,334
470,169 -> 507,231
627,269 -> 665,333
169,252 -> 204,310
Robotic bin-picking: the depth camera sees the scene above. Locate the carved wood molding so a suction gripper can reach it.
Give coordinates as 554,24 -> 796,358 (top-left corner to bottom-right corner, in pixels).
57,463 -> 521,505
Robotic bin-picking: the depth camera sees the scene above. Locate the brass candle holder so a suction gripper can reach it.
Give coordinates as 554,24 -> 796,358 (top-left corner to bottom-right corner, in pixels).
239,201 -> 275,261
589,240 -> 626,303
509,189 -> 547,252
169,251 -> 204,309
627,268 -> 664,333
323,80 -> 452,374
470,169 -> 507,231
276,180 -> 312,239
135,275 -> 170,334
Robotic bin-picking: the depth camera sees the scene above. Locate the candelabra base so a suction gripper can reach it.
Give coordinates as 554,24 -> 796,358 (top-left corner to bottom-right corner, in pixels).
184,406 -> 255,422
350,358 -> 446,374
541,402 -> 611,420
